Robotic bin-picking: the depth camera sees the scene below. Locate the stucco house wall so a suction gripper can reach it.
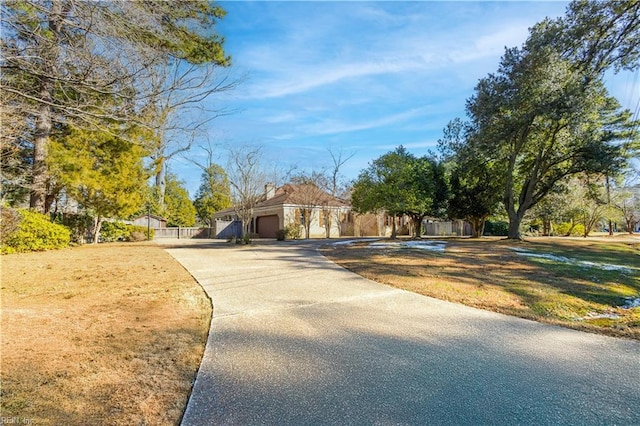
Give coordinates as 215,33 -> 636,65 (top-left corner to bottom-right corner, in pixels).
212,183 -> 355,239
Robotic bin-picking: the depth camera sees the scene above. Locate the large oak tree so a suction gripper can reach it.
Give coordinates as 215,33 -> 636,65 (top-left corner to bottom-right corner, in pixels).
456,1 -> 639,239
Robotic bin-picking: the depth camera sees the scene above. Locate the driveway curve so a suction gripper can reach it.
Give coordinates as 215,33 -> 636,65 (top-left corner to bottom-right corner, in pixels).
161,239 -> 640,426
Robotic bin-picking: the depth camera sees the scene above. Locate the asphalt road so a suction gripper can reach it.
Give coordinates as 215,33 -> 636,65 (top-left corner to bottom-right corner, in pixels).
161,239 -> 640,426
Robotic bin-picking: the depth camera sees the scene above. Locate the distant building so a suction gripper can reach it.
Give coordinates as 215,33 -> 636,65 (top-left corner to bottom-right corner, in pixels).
130,214 -> 167,229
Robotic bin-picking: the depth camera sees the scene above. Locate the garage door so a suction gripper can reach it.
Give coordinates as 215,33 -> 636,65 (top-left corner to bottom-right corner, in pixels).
256,215 -> 279,238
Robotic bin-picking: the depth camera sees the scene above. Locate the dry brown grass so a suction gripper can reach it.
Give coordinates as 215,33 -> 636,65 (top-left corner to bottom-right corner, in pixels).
322,236 -> 640,340
1,242 -> 211,425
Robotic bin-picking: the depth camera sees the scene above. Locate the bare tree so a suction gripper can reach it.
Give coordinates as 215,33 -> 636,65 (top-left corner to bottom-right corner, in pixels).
145,63 -> 239,207
325,146 -> 355,237
326,146 -> 355,197
290,173 -> 329,239
226,145 -> 268,239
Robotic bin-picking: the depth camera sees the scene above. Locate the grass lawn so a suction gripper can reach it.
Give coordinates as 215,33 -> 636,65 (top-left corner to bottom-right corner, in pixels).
1,242 -> 211,425
322,236 -> 640,340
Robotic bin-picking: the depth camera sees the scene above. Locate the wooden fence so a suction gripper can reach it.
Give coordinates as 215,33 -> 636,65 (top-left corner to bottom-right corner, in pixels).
152,221 -> 242,239
153,227 -> 213,239
424,221 -> 471,237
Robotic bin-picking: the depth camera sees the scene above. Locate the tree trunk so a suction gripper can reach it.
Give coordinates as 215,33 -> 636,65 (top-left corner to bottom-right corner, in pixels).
507,209 -> 524,240
92,216 -> 103,244
324,210 -> 331,238
470,217 -> 485,238
30,1 -> 63,214
155,159 -> 167,208
411,216 -> 421,238
390,214 -> 397,239
30,83 -> 53,213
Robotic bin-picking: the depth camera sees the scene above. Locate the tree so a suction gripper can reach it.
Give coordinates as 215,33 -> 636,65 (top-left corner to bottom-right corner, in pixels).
290,172 -> 330,239
460,1 -> 639,239
575,175 -> 609,237
226,145 -> 268,239
439,119 -> 502,238
351,147 -> 413,238
145,62 -> 237,208
528,186 -> 569,236
48,126 -> 148,243
193,164 -> 232,227
402,156 -> 448,238
163,174 -> 197,227
0,81 -> 34,205
1,0 -> 230,213
614,186 -> 640,234
324,147 -> 354,237
448,164 -> 500,238
188,140 -> 232,226
351,146 -> 447,238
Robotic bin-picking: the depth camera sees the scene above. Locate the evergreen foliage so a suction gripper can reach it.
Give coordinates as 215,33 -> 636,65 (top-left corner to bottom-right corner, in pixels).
193,164 -> 232,226
162,174 -> 197,227
1,209 -> 71,253
1,0 -> 231,212
101,222 -> 154,242
440,1 -> 640,239
351,146 -> 448,238
48,126 -> 149,243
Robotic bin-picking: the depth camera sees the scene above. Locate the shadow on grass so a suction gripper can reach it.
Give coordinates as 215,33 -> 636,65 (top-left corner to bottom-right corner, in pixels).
322,238 -> 640,336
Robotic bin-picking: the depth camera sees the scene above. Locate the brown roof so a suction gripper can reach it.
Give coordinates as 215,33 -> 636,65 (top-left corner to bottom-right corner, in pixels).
213,184 -> 349,217
260,184 -> 349,208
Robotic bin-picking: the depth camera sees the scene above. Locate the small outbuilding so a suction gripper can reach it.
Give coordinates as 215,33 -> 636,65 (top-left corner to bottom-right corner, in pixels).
130,214 -> 167,229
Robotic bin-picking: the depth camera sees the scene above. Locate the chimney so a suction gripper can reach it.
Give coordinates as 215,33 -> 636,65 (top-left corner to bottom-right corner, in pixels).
265,183 -> 276,199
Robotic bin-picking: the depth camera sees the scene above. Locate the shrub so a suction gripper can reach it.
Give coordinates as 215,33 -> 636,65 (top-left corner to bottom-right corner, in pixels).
0,208 -> 20,246
1,209 -> 71,253
483,220 -> 509,236
127,225 -> 153,241
276,229 -> 286,241
53,213 -> 93,244
554,222 -> 585,237
101,222 -> 153,242
100,221 -> 129,242
284,223 -> 302,240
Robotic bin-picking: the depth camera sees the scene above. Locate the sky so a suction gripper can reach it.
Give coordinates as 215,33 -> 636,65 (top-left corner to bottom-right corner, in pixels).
171,1 -> 640,197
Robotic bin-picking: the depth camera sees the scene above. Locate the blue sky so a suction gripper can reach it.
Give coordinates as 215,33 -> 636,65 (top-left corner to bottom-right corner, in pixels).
172,1 -> 640,197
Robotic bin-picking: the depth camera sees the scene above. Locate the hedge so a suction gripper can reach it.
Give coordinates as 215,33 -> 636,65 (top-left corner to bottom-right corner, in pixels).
1,209 -> 71,253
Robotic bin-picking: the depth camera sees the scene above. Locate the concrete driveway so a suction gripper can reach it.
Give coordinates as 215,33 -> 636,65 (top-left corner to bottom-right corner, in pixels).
161,239 -> 640,426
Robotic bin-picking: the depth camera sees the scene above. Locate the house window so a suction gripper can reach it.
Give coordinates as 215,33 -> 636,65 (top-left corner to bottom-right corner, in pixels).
295,209 -> 305,225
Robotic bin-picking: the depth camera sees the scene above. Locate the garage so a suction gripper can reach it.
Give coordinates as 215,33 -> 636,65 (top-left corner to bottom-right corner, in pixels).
256,215 -> 279,238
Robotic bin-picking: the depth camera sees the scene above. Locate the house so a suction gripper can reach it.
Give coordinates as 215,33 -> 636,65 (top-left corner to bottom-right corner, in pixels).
215,183 -> 400,239
214,183 -> 351,239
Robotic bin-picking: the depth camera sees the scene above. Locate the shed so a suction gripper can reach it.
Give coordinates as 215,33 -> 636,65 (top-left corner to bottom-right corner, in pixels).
131,214 -> 167,229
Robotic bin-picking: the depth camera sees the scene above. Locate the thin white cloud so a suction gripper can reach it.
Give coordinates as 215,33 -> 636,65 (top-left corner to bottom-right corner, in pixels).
300,107 -> 431,137
234,16 -> 544,101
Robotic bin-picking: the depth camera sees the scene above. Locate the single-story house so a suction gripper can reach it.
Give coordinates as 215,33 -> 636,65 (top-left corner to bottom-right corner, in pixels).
213,183 -> 391,239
